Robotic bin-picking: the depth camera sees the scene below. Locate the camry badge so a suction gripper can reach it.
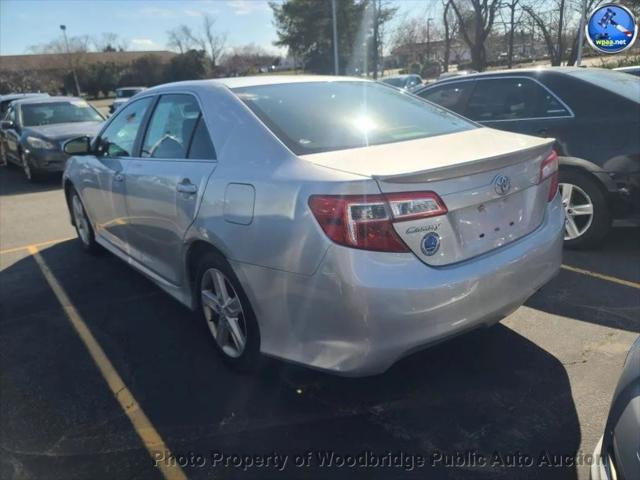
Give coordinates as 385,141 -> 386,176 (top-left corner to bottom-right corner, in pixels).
421,232 -> 441,256
494,174 -> 511,196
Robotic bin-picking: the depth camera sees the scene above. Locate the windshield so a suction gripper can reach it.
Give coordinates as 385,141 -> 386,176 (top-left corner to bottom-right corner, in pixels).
116,89 -> 142,98
565,69 -> 640,103
234,81 -> 475,155
20,101 -> 103,126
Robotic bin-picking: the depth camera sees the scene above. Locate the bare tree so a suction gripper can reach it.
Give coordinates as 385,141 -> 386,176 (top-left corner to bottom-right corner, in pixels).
450,0 -> 501,71
501,0 -> 522,68
390,15 -> 430,55
199,14 -> 227,68
167,15 -> 226,71
167,25 -> 198,54
565,0 -> 605,65
442,0 -> 459,72
521,0 -> 597,66
29,35 -> 91,55
219,44 -> 278,76
522,5 -> 558,64
92,32 -> 128,52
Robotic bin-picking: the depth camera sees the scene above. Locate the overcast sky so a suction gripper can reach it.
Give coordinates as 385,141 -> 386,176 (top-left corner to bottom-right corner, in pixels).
0,0 -> 437,56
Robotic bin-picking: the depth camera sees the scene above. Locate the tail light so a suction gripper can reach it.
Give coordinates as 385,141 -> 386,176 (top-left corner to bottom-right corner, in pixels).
539,150 -> 559,201
308,192 -> 447,252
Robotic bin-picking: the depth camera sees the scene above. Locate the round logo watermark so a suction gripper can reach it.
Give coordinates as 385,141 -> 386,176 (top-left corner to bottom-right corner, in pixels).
586,4 -> 637,54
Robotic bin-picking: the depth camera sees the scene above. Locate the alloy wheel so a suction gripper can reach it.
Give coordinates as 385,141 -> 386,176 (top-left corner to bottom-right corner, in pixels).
560,182 -> 594,241
72,195 -> 91,245
200,268 -> 247,358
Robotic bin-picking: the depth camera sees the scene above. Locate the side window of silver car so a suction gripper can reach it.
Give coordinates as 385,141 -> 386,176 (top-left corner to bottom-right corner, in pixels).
141,94 -> 202,159
186,117 -> 216,160
98,97 -> 153,158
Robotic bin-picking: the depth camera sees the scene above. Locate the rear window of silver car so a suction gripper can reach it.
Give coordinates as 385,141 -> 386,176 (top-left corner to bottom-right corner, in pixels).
233,81 -> 475,155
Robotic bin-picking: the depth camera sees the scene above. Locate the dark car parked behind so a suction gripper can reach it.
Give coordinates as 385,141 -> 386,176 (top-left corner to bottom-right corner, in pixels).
614,66 -> 640,78
0,96 -> 104,181
591,336 -> 640,480
381,74 -> 424,91
0,93 -> 49,165
0,93 -> 49,118
415,67 -> 640,248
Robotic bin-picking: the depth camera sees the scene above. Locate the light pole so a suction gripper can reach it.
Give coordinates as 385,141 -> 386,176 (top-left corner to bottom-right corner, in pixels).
60,25 -> 81,96
331,0 -> 339,75
575,0 -> 588,66
426,18 -> 433,63
372,0 -> 379,79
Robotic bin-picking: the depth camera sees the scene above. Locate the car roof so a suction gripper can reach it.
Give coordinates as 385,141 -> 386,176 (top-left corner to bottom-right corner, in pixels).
116,86 -> 146,90
418,66 -> 608,90
0,93 -> 48,101
383,74 -> 418,79
11,96 -> 85,106
140,75 -> 372,95
469,66 -> 586,76
212,75 -> 369,89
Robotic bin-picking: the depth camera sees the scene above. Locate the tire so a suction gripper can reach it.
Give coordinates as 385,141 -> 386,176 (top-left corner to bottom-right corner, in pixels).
559,169 -> 611,249
195,252 -> 261,373
69,188 -> 100,253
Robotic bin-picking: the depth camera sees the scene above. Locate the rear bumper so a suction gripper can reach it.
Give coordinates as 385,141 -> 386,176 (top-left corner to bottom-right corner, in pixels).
233,196 -> 564,376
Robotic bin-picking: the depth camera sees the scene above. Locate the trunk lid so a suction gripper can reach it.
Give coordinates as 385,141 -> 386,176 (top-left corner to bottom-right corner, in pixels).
302,128 -> 555,265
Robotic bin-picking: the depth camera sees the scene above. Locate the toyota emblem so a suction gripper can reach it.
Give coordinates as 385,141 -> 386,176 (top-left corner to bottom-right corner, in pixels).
494,175 -> 511,196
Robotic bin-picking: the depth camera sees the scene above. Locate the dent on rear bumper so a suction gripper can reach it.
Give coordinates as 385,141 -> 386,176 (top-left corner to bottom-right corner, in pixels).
232,197 -> 564,376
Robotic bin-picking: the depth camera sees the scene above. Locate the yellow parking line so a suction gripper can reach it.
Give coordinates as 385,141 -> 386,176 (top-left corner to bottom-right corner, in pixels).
0,237 -> 75,255
561,264 -> 640,290
27,245 -> 187,480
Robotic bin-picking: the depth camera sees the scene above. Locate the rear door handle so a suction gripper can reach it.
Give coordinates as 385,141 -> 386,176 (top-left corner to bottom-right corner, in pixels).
114,172 -> 124,182
176,178 -> 197,194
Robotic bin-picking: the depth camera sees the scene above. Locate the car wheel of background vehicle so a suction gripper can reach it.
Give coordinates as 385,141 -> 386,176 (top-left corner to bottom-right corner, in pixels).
196,252 -> 261,373
69,189 -> 100,253
559,169 -> 610,249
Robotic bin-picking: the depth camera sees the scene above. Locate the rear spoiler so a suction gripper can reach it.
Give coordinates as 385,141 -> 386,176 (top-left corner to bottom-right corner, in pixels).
373,140 -> 555,184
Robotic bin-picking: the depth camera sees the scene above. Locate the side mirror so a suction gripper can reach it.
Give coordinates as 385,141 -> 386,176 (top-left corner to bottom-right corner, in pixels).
63,136 -> 92,155
1,120 -> 14,130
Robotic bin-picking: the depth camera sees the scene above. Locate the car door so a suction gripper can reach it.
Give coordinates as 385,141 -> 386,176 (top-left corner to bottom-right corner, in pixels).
461,77 -> 574,146
123,93 -> 217,285
82,96 -> 154,252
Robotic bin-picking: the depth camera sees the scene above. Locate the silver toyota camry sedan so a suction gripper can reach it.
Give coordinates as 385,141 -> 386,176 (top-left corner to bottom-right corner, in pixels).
62,76 -> 564,376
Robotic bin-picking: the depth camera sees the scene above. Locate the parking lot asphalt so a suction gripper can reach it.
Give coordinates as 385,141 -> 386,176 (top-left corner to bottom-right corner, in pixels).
1,165 -> 639,480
